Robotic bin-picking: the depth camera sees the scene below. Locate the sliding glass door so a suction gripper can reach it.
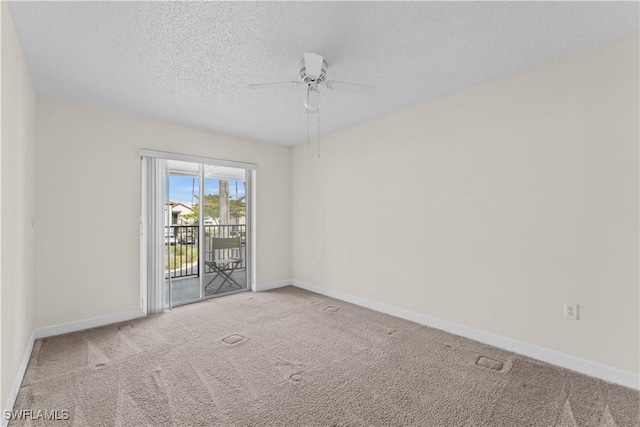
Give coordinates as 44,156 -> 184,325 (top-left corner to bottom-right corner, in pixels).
202,165 -> 248,298
164,160 -> 251,307
165,160 -> 202,306
141,150 -> 254,313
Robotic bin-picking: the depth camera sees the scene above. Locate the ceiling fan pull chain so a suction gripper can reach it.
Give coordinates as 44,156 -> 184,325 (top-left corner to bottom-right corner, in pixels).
317,107 -> 321,158
308,86 -> 312,145
307,93 -> 310,146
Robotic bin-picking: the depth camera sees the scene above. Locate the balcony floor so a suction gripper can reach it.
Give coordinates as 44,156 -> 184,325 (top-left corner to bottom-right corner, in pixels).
165,269 -> 248,306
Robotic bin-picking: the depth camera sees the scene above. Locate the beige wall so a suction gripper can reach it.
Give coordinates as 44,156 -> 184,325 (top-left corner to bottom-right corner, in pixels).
35,98 -> 291,328
292,36 -> 640,374
1,2 -> 36,411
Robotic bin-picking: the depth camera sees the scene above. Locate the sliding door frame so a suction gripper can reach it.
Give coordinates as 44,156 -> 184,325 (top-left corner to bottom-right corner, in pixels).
140,149 -> 257,312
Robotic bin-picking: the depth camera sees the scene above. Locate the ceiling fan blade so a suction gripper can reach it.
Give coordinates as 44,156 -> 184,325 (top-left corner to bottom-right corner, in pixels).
247,81 -> 300,90
324,80 -> 376,95
304,53 -> 324,78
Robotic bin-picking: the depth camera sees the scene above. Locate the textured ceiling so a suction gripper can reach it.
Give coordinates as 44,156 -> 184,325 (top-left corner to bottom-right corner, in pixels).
9,1 -> 639,146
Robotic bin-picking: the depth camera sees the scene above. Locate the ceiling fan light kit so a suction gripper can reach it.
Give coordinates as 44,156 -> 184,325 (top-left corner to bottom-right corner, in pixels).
303,86 -> 321,111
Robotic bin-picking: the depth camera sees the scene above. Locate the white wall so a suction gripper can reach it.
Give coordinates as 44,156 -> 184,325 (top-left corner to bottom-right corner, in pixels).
0,2 -> 36,412
292,36 -> 639,374
35,99 -> 291,328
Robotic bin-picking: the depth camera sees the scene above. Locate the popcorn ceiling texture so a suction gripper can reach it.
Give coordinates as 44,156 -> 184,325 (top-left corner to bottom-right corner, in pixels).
11,287 -> 640,426
8,1 -> 639,145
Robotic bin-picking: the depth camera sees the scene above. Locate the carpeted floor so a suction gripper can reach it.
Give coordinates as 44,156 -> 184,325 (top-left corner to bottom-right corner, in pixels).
11,286 -> 640,426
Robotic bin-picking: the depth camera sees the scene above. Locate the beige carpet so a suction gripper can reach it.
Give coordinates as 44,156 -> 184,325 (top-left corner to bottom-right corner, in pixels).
12,286 -> 639,426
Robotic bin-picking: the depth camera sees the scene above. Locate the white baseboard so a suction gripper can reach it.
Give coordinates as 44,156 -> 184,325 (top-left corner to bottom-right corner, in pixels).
291,280 -> 639,390
2,331 -> 36,427
254,280 -> 291,292
33,309 -> 145,339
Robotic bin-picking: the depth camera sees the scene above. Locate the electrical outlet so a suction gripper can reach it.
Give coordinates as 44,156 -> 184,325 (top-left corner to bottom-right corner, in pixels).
564,303 -> 578,320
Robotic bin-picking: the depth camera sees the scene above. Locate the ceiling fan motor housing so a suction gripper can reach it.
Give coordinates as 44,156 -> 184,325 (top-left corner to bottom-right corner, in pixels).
298,59 -> 327,84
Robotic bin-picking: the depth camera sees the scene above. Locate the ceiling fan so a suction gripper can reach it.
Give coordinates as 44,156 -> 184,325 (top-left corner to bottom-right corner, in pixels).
248,53 -> 376,112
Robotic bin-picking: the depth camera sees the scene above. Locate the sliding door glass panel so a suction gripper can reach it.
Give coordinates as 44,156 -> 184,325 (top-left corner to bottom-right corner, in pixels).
166,160 -> 201,307
203,165 -> 248,298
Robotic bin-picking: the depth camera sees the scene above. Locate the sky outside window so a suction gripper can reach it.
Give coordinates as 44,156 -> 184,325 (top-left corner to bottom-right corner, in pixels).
168,175 -> 245,205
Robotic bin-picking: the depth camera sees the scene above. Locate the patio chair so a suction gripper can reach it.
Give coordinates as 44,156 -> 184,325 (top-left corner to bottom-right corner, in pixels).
204,236 -> 243,294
